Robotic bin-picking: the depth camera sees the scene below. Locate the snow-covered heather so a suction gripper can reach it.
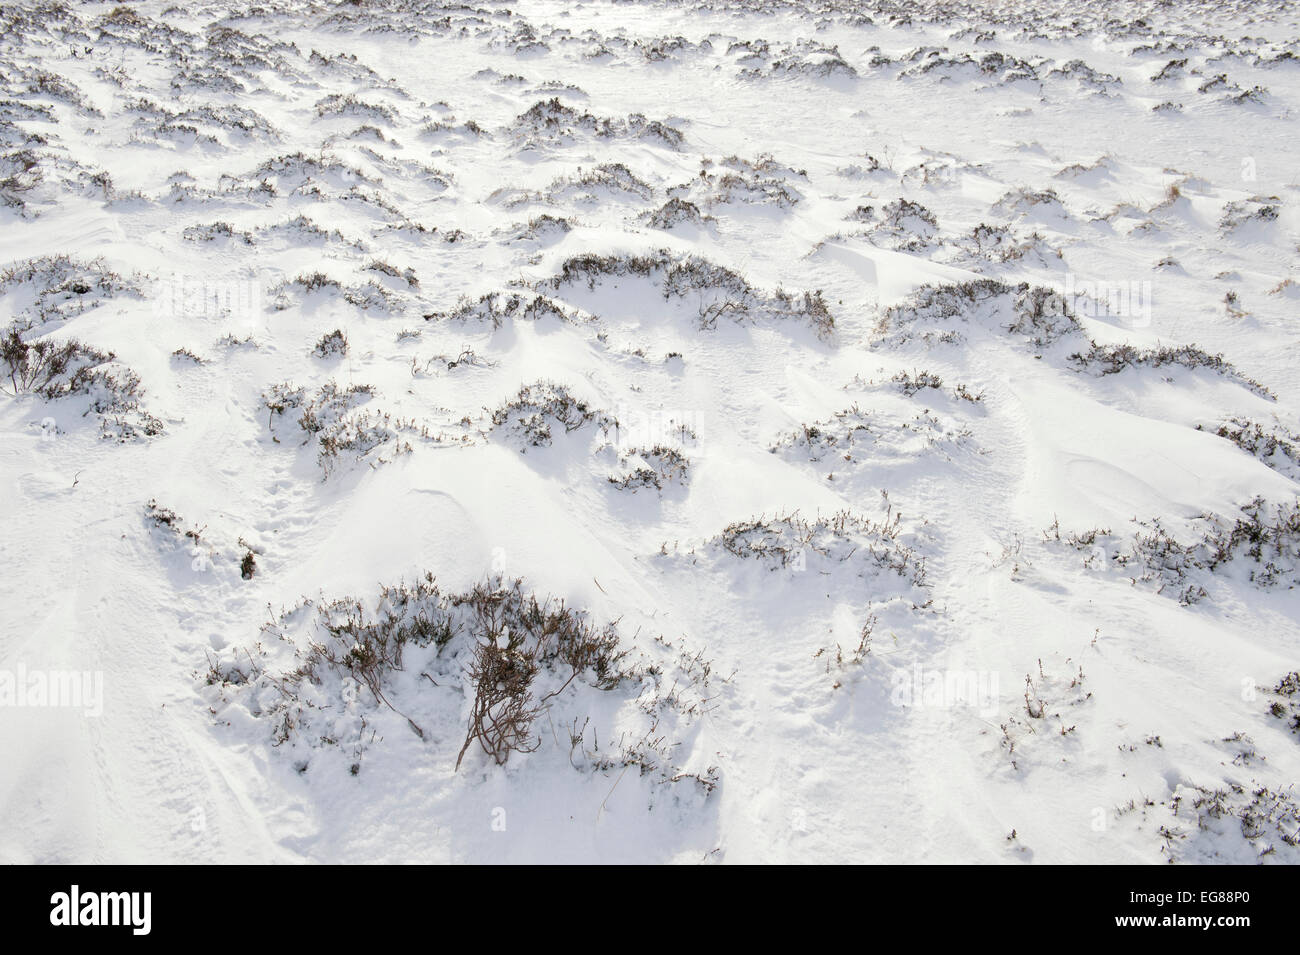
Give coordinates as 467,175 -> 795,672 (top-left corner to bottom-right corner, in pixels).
1,0 -> 1298,863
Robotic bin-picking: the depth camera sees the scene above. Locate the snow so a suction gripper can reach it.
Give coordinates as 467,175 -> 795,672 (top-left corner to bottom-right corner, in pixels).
1,0 -> 1298,864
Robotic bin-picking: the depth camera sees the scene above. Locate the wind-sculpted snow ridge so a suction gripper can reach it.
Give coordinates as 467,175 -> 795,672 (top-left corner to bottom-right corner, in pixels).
549,250 -> 836,338
770,400 -> 980,471
2,0 -> 1300,864
710,506 -> 931,588
1046,497 -> 1300,606
877,280 -> 1279,398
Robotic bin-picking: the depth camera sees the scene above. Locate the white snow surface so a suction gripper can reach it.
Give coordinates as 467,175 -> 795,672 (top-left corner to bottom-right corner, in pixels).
1,0 -> 1299,863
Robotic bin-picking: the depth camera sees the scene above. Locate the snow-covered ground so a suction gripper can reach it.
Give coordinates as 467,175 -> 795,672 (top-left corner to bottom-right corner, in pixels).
1,0 -> 1298,863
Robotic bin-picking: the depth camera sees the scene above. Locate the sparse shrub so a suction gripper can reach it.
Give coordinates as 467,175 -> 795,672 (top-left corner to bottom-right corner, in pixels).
1054,497 -> 1300,603
550,162 -> 653,201
1266,672 -> 1300,736
1220,198 -> 1281,233
512,98 -> 683,151
314,93 -> 397,123
3,330 -> 106,396
426,291 -> 574,329
872,198 -> 939,251
1068,343 -> 1273,398
293,272 -> 341,293
1198,417 -> 1300,478
609,445 -> 689,491
312,328 -> 349,358
994,186 -> 1067,218
366,260 -> 418,287
1,328 -> 160,438
182,221 -> 253,244
204,573 -> 712,788
517,214 -> 572,240
263,380 -> 431,476
771,402 -> 974,467
957,223 -> 1059,264
715,506 -> 928,588
489,381 -> 615,448
1154,781 -> 1300,862
893,369 -> 943,396
644,197 -> 708,229
0,254 -> 140,330
550,250 -> 834,338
